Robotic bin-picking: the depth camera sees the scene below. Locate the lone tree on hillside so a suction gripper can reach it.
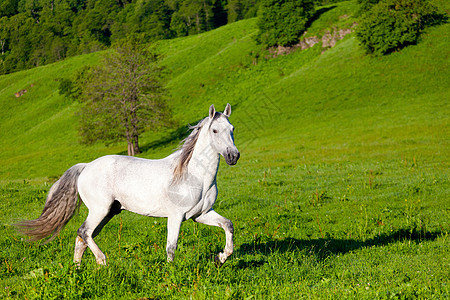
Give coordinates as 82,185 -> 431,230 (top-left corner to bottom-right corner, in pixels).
78,37 -> 172,156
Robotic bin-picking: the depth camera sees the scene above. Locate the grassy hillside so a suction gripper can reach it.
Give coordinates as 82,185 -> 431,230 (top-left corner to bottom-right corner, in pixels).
0,1 -> 363,180
0,53 -> 104,179
0,1 -> 449,298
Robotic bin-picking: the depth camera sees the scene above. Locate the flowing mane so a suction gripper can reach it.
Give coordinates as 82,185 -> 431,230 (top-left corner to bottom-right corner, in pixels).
172,117 -> 208,181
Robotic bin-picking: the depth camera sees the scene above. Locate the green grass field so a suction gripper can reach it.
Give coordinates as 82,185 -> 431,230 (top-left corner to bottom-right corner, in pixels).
1,1 -> 449,298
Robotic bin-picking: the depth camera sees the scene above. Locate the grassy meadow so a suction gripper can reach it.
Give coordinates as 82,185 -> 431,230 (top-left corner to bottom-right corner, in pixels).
0,1 -> 449,298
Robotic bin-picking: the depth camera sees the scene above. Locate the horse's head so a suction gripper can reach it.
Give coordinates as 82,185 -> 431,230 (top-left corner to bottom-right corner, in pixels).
207,104 -> 240,165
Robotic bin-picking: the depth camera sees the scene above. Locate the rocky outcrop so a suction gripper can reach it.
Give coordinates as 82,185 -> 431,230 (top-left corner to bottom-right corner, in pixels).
321,27 -> 353,48
270,22 -> 358,57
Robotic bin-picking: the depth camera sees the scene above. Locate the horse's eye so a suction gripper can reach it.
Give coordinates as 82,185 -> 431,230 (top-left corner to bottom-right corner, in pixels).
213,129 -> 218,134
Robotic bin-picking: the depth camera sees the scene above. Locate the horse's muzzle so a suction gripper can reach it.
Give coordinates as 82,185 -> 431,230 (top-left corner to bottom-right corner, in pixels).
224,148 -> 240,165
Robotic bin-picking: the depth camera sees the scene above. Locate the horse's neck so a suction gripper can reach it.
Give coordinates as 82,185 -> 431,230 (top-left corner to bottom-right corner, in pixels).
188,129 -> 220,186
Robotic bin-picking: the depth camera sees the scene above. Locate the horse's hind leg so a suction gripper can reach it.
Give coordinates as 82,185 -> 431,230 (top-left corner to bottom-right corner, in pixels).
75,201 -> 122,265
76,213 -> 108,265
74,235 -> 88,265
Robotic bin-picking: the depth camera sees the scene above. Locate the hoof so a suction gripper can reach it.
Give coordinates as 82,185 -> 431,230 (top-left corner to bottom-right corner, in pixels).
214,255 -> 223,267
215,254 -> 227,268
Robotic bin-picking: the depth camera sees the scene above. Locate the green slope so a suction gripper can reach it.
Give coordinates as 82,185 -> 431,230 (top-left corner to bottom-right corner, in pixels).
0,53 -> 101,179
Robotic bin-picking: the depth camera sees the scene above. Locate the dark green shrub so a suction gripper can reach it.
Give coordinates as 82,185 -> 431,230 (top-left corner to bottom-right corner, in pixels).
257,0 -> 315,47
58,78 -> 74,98
356,0 -> 444,56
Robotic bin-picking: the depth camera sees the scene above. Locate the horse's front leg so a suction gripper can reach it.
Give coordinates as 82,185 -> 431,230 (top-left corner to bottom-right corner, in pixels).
194,209 -> 234,266
166,214 -> 184,262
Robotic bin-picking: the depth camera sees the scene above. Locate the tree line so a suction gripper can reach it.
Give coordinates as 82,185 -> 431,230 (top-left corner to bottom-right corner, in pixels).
0,0 -> 348,75
0,0 -> 262,75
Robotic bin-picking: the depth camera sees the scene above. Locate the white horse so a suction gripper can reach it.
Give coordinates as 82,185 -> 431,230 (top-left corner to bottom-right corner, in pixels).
17,104 -> 240,266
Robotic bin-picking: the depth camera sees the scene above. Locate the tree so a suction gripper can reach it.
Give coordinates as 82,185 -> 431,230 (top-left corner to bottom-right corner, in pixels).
356,0 -> 444,56
3,13 -> 35,72
78,37 -> 173,156
0,17 -> 8,56
0,0 -> 20,18
226,0 -> 259,23
257,0 -> 315,47
169,0 -> 216,36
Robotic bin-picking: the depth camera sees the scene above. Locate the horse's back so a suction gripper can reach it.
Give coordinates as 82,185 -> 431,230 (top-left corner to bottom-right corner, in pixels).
77,155 -> 175,216
80,154 -> 174,179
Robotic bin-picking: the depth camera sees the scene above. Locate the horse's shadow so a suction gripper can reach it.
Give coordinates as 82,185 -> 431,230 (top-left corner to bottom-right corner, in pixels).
234,228 -> 441,269
139,124 -> 191,153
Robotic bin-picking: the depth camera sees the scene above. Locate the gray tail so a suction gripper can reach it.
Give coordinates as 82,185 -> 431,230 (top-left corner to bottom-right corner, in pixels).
15,163 -> 87,243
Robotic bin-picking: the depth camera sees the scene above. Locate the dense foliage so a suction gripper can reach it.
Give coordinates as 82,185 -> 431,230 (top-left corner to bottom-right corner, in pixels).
356,0 -> 381,14
356,0 -> 444,55
257,0 -> 315,47
0,0 -> 262,75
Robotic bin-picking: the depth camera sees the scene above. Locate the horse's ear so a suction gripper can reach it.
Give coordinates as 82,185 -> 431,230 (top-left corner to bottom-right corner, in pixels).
209,104 -> 216,119
224,103 -> 231,117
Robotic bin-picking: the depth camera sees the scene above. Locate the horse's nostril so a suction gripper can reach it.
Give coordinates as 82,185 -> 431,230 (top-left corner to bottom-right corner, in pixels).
224,148 -> 239,165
